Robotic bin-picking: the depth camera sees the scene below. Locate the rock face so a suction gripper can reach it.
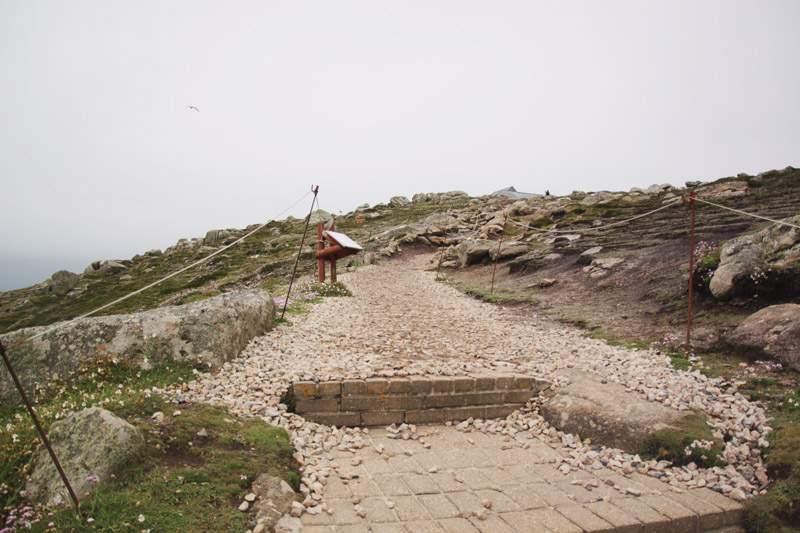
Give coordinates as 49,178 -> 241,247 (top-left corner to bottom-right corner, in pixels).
26,407 -> 145,506
727,304 -> 800,371
540,370 -> 693,454
0,289 -> 275,406
709,215 -> 800,299
389,196 -> 411,207
456,239 -> 496,266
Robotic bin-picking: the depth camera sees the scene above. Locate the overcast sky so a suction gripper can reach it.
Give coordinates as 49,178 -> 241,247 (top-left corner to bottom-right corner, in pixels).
1,1 -> 798,291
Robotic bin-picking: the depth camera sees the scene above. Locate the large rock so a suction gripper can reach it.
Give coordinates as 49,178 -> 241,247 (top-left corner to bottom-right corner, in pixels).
540,370 -> 693,453
26,407 -> 145,506
727,304 -> 800,371
697,180 -> 748,199
709,215 -> 800,299
579,191 -> 621,206
306,209 -> 333,228
205,229 -> 235,245
388,196 -> 411,207
0,289 -> 275,406
456,239 -> 496,266
252,473 -> 298,530
492,241 -> 529,260
84,260 -> 128,275
50,270 -> 80,295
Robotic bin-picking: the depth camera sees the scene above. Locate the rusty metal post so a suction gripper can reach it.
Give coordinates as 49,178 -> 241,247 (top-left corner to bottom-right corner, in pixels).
317,222 -> 325,283
0,341 -> 81,515
281,186 -> 319,320
683,191 -> 697,359
490,212 -> 509,295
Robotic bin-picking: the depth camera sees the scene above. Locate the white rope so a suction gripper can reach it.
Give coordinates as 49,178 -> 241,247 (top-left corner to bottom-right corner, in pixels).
8,189 -> 314,348
694,198 -> 800,230
507,198 -> 684,234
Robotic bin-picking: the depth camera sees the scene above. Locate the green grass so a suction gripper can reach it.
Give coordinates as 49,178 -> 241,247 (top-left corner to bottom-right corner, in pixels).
638,412 -> 725,468
744,392 -> 800,533
0,353 -> 298,532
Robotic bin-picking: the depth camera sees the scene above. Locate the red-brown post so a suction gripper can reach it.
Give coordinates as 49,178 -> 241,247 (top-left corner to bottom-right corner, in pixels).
317,222 -> 325,283
685,191 -> 696,359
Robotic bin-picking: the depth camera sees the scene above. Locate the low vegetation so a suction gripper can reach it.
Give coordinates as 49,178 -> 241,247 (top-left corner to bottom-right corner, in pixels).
0,353 -> 298,532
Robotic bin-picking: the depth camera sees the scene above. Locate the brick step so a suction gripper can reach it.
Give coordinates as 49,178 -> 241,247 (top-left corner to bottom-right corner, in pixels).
289,373 -> 551,427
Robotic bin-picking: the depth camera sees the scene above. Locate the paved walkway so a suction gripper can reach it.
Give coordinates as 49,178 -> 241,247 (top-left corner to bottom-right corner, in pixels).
298,425 -> 742,532
185,253 -> 755,532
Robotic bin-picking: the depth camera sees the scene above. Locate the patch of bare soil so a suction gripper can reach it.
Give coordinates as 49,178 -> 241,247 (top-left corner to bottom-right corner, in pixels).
441,235 -> 746,346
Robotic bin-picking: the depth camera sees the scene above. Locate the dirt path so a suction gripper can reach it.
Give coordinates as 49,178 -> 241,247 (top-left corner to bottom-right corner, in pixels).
180,253 -> 761,532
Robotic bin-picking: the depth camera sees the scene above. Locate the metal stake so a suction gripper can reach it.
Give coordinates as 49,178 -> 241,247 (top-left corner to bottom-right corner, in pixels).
0,341 -> 81,514
282,186 -> 319,320
682,191 -> 697,359
490,212 -> 509,295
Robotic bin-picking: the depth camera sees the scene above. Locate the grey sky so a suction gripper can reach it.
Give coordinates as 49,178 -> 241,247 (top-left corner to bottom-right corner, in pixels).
1,1 -> 798,291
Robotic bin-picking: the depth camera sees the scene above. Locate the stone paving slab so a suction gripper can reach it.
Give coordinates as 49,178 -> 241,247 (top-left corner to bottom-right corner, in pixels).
302,425 -> 744,532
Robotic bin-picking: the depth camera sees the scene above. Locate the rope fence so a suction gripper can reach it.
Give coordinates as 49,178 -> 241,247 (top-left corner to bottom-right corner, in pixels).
5,189 -> 314,352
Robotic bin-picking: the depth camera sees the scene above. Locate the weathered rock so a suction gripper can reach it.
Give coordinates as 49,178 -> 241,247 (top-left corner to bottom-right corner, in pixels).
389,196 -> 411,207
205,229 -> 234,245
0,289 -> 275,406
26,407 -> 145,506
252,473 -> 297,530
492,241 -> 529,261
644,183 -> 674,194
50,270 -> 80,295
274,515 -> 302,533
540,370 -> 694,453
697,180 -> 748,199
508,200 -> 533,216
307,209 -> 333,228
727,304 -> 800,371
580,192 -> 620,206
457,239 -> 496,266
412,191 -> 470,204
424,214 -> 459,232
84,260 -> 128,275
709,215 -> 800,299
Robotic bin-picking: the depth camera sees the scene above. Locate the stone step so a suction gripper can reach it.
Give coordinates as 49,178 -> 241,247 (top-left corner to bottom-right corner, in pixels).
290,373 -> 551,427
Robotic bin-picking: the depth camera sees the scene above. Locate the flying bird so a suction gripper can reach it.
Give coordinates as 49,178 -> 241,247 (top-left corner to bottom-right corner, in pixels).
186,106 -> 200,113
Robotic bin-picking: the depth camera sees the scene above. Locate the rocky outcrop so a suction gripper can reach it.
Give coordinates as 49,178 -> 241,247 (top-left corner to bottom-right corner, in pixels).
492,241 -> 528,261
26,407 -> 145,506
84,260 -> 128,275
411,191 -> 470,204
457,239 -> 496,266
0,289 -> 275,406
540,370 -> 695,454
388,196 -> 411,207
726,304 -> 800,371
709,215 -> 800,299
697,180 -> 749,199
205,229 -> 236,245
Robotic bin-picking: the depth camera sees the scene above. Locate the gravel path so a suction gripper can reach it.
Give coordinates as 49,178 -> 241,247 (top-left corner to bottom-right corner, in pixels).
177,253 -> 768,531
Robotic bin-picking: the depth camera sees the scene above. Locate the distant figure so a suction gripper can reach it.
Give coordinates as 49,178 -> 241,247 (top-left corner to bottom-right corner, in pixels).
545,190 -> 550,196
186,106 -> 200,113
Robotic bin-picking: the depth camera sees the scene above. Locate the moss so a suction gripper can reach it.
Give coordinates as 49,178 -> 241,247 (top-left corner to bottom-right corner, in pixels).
638,412 -> 724,468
